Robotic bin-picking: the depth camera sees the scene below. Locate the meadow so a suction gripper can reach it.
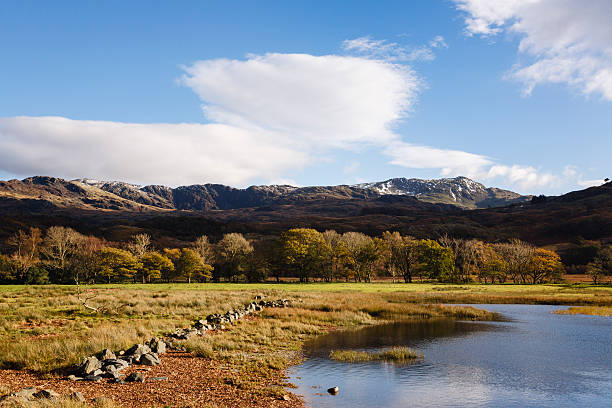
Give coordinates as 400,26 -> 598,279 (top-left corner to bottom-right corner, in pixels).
0,282 -> 610,407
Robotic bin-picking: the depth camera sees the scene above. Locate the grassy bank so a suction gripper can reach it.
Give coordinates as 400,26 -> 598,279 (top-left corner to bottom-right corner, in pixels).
554,306 -> 612,317
0,282 -> 608,407
329,347 -> 421,363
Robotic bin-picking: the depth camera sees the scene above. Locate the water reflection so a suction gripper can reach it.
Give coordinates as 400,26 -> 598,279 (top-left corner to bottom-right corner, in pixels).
290,305 -> 612,408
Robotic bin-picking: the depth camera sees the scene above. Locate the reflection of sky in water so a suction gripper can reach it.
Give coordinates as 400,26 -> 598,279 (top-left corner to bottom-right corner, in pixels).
289,305 -> 612,408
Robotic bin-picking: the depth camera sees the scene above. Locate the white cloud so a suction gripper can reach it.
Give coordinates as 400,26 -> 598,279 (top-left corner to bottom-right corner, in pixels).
0,44 -> 567,192
342,36 -> 447,62
0,116 -> 308,186
454,0 -> 612,100
577,179 -> 607,187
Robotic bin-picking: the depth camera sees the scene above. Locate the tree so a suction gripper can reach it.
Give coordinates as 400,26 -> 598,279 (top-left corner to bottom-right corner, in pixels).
418,239 -> 455,282
494,240 -> 536,284
340,232 -> 381,282
280,228 -> 329,282
527,248 -> 564,284
72,235 -> 106,284
176,248 -> 213,283
162,248 -> 182,282
127,234 -> 151,258
322,230 -> 351,282
140,251 -> 174,283
192,235 -> 214,265
478,244 -> 507,284
215,233 -> 253,281
7,227 -> 43,282
96,247 -> 139,283
389,236 -> 422,283
587,245 -> 612,284
0,254 -> 17,284
42,226 -> 83,283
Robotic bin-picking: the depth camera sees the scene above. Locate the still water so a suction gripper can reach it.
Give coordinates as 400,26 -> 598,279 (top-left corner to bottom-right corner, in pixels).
289,305 -> 612,407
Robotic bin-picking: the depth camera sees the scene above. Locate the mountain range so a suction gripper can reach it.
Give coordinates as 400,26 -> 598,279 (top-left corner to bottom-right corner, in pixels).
0,175 -> 529,212
0,175 -> 610,249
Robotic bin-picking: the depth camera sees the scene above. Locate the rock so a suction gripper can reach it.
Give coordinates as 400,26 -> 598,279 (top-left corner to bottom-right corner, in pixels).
33,389 -> 60,399
103,358 -> 130,370
327,386 -> 339,395
126,343 -> 151,358
139,353 -> 161,366
149,376 -> 168,381
78,356 -> 102,375
69,392 -> 86,402
150,338 -> 166,354
83,375 -> 104,382
67,374 -> 83,381
92,369 -> 104,377
281,394 -> 291,401
112,378 -> 126,384
97,348 -> 116,361
126,372 -> 145,383
13,387 -> 37,400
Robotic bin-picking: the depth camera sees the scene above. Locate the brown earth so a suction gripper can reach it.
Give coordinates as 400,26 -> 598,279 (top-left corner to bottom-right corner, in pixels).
0,351 -> 302,408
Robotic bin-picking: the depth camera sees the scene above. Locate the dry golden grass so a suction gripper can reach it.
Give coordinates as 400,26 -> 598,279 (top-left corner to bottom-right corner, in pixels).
554,306 -> 612,317
329,346 -> 421,362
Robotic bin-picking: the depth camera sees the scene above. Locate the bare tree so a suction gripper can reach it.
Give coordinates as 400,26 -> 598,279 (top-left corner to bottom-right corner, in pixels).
127,233 -> 151,258
7,227 -> 43,280
193,235 -> 214,264
43,226 -> 83,270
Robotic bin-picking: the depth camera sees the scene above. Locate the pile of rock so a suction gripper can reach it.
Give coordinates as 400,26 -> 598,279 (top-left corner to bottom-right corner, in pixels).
69,337 -> 167,383
67,298 -> 291,384
169,298 -> 290,340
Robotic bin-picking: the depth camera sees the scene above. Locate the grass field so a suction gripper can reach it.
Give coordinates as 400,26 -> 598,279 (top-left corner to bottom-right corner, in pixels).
0,282 -> 610,406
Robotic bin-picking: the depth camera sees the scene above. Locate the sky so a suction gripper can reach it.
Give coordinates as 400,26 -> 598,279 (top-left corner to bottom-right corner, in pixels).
0,0 -> 611,195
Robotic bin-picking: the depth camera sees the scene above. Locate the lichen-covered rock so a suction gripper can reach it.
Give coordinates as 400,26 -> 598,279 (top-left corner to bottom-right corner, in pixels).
98,348 -> 116,361
126,343 -> 151,358
78,356 -> 102,376
139,353 -> 161,366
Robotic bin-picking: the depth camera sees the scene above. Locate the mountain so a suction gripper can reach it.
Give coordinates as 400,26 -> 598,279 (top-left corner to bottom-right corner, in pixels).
0,175 -> 526,212
354,176 -> 530,209
0,175 -> 610,248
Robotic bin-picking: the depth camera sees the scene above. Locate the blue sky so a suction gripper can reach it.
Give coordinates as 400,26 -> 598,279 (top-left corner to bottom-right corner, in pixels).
0,0 -> 610,194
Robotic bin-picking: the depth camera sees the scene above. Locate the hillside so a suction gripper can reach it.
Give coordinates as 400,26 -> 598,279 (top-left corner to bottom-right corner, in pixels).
0,175 -> 610,248
0,175 -> 526,212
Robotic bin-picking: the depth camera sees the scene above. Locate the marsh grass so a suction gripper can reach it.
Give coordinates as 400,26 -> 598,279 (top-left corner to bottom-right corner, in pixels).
329,346 -> 421,362
554,306 -> 612,317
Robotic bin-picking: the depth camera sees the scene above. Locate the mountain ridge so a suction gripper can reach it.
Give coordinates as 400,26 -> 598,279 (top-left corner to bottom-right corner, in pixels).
0,175 -> 530,212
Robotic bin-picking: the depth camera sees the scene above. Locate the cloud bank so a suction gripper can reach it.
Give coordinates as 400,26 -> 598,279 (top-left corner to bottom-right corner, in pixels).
0,41 -> 564,191
454,0 -> 612,99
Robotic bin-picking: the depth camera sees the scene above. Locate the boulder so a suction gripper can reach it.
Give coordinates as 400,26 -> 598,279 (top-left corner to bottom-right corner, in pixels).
12,387 -> 37,400
78,356 -> 102,376
139,353 -> 161,366
150,338 -> 166,354
126,372 -> 145,383
126,343 -> 151,358
97,348 -> 116,361
103,358 -> 130,370
67,374 -> 82,381
83,375 -> 104,382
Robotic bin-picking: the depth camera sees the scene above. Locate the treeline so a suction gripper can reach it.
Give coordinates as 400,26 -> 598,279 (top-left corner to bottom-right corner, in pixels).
0,227 -> 610,285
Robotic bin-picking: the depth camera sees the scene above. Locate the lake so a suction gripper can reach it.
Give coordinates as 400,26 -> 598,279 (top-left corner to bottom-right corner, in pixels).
288,304 -> 612,407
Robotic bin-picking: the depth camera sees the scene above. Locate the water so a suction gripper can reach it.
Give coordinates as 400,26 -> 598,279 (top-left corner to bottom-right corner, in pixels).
289,305 -> 612,407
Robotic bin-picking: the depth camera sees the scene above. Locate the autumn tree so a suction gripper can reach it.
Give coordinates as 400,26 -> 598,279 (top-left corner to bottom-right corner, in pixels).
527,248 -> 564,284
418,239 -> 455,282
322,230 -> 351,282
140,251 -> 174,283
96,247 -> 139,283
176,248 -> 213,283
162,248 -> 182,282
478,244 -> 507,284
339,232 -> 381,282
494,240 -> 536,284
215,233 -> 253,281
280,228 -> 329,282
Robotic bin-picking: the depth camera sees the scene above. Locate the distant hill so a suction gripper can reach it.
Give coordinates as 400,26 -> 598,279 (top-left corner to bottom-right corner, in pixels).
0,175 -> 527,212
354,176 -> 530,209
0,175 -> 610,248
